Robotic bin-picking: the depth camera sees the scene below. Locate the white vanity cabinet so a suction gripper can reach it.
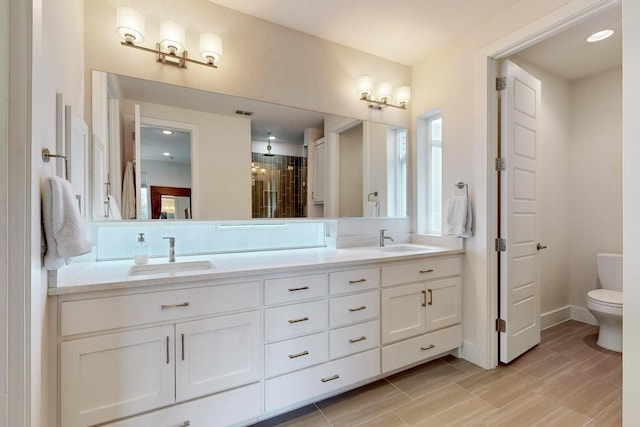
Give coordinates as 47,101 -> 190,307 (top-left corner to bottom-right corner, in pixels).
380,256 -> 463,373
58,280 -> 262,427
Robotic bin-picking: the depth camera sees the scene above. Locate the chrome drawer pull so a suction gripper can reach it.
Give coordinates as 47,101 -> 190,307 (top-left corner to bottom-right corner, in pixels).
166,336 -> 170,364
349,336 -> 367,343
349,306 -> 367,312
288,350 -> 310,359
421,344 -> 436,351
288,316 -> 309,324
321,374 -> 340,383
422,290 -> 427,307
288,286 -> 310,292
419,269 -> 435,274
175,422 -> 190,427
348,278 -> 367,284
427,289 -> 433,305
161,302 -> 190,309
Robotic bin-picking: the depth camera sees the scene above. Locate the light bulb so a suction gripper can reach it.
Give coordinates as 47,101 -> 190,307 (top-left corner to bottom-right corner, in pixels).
116,6 -> 145,44
160,20 -> 185,54
200,32 -> 223,64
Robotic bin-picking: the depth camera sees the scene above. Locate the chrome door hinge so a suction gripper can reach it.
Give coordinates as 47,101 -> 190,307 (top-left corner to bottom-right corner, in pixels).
495,157 -> 506,171
496,318 -> 506,333
496,77 -> 507,91
495,238 -> 506,252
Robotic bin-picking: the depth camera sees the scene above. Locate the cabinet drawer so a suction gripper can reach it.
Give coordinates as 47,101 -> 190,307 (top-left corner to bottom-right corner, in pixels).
381,324 -> 462,373
264,300 -> 328,341
329,267 -> 380,295
330,291 -> 380,328
265,332 -> 329,378
382,256 -> 461,287
265,273 -> 328,305
60,280 -> 260,336
265,349 -> 380,413
330,320 -> 380,360
102,382 -> 261,427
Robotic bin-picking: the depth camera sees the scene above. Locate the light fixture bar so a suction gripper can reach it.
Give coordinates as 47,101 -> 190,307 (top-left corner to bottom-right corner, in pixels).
120,41 -> 218,68
360,95 -> 407,110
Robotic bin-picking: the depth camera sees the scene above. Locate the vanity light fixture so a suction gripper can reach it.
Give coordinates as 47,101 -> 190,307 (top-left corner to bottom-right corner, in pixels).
586,29 -> 614,43
116,6 -> 223,69
357,75 -> 411,110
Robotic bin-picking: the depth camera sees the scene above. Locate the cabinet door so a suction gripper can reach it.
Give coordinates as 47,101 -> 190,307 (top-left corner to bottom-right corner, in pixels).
312,139 -> 325,203
425,277 -> 462,332
175,311 -> 261,402
61,325 -> 175,427
381,283 -> 426,345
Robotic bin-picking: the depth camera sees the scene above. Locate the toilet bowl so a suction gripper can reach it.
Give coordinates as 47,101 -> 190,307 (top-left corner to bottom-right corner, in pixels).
586,253 -> 623,353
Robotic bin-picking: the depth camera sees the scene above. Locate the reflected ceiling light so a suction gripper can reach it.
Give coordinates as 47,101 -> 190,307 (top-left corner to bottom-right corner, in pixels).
586,29 -> 614,43
115,6 -> 222,69
357,75 -> 410,110
264,133 -> 275,157
161,129 -> 174,135
163,152 -> 172,157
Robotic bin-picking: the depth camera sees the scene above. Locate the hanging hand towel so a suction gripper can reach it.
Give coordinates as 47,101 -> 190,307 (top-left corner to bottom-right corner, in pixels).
122,161 -> 136,219
445,194 -> 473,238
365,201 -> 379,217
42,176 -> 92,269
107,195 -> 122,220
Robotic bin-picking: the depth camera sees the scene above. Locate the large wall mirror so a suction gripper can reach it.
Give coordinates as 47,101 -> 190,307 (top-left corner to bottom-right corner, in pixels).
91,71 -> 409,221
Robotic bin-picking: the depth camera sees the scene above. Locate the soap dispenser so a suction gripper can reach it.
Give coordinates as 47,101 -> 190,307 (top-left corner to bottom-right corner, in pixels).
134,233 -> 149,265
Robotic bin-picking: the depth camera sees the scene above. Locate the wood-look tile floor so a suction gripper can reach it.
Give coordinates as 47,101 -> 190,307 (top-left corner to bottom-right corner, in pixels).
251,320 -> 621,427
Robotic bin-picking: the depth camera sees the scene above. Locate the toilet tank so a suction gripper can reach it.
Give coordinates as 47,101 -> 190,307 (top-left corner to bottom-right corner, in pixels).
596,253 -> 623,291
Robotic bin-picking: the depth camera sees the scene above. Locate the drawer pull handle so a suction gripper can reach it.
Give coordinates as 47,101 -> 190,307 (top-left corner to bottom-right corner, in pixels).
181,333 -> 185,361
419,269 -> 435,274
421,344 -> 436,351
161,302 -> 190,309
321,374 -> 340,383
288,350 -> 310,359
428,289 -> 433,305
176,422 -> 190,427
349,336 -> 367,343
348,278 -> 367,284
422,290 -> 427,307
166,336 -> 170,364
288,316 -> 309,324
288,286 -> 310,292
349,306 -> 367,312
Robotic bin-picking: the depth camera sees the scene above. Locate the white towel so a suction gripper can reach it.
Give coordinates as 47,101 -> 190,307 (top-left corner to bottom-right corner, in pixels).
42,176 -> 92,269
365,201 -> 379,217
445,195 -> 473,238
122,161 -> 136,219
107,195 -> 122,220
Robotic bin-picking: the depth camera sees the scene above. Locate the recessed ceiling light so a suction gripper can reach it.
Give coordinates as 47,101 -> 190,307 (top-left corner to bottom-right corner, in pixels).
163,152 -> 171,157
161,129 -> 174,135
586,29 -> 614,43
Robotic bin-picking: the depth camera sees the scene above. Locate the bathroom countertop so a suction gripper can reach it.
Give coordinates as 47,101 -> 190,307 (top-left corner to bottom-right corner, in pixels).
48,244 -> 464,296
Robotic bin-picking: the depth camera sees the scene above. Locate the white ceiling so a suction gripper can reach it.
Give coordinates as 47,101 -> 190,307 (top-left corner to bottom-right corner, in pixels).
207,0 -> 523,66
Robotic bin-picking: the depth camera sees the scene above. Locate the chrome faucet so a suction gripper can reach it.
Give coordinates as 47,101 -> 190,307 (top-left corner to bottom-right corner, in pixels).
379,229 -> 394,247
163,237 -> 176,262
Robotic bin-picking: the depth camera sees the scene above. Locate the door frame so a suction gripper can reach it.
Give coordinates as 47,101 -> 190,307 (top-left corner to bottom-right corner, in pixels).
478,0 -> 617,368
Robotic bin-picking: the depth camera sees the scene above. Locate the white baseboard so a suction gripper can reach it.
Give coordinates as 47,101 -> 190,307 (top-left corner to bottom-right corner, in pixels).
571,305 -> 598,325
540,305 -> 572,329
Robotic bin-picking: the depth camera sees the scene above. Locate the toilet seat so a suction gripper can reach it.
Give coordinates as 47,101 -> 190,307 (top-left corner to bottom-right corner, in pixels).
587,289 -> 622,308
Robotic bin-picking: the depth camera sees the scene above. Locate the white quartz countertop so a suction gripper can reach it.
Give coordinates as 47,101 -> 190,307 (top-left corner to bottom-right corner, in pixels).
48,244 -> 464,296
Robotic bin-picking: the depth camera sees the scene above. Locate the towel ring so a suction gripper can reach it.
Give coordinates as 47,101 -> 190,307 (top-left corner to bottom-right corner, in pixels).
42,148 -> 69,180
454,182 -> 469,198
368,191 -> 378,202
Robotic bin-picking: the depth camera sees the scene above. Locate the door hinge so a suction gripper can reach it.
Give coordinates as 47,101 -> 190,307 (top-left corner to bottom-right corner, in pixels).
495,157 -> 506,171
496,318 -> 506,333
496,77 -> 507,91
495,238 -> 506,252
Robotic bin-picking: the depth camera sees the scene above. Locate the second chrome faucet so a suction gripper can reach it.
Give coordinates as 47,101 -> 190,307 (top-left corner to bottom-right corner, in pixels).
379,229 -> 394,247
163,236 -> 176,262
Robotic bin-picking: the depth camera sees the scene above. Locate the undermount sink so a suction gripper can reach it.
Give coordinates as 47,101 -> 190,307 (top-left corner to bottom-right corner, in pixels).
380,244 -> 434,253
128,260 -> 214,276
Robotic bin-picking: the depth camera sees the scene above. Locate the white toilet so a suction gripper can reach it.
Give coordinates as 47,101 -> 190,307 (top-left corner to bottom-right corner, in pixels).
586,253 -> 623,352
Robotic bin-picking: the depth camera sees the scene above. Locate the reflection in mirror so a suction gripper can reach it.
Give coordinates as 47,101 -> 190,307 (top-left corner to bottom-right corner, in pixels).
92,71 -> 409,220
150,186 -> 192,219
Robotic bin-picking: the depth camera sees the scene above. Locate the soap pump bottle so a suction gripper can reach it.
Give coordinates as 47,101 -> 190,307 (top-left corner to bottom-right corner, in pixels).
134,233 -> 149,265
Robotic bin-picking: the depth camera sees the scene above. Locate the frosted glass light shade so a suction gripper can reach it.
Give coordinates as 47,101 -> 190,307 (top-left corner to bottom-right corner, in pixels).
200,32 -> 223,63
377,81 -> 393,101
357,75 -> 373,98
116,6 -> 145,43
395,86 -> 411,105
160,20 -> 185,53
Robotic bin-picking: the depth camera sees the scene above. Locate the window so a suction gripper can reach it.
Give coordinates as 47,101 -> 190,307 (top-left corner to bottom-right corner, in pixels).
423,113 -> 442,234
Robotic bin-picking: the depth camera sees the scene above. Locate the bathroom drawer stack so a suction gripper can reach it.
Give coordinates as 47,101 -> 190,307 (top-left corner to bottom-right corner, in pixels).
263,268 -> 381,413
54,254 -> 463,426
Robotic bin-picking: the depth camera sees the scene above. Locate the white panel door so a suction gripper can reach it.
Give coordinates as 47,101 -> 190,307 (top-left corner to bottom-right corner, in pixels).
499,60 -> 542,363
61,325 -> 175,427
381,283 -> 427,344
175,311 -> 261,402
425,277 -> 462,332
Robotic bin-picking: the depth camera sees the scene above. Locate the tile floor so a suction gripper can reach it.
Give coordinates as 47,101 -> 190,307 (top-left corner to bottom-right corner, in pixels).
251,320 -> 621,427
